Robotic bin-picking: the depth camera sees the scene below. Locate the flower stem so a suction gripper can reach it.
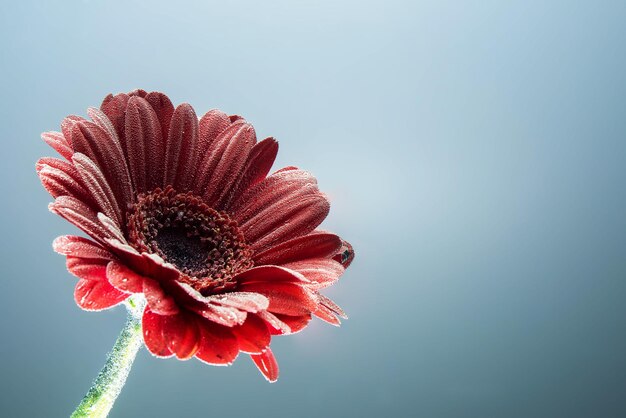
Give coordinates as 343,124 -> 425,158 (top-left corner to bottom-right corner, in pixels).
70,296 -> 146,418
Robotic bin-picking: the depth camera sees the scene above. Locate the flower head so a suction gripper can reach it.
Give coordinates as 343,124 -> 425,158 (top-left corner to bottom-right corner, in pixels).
37,89 -> 354,381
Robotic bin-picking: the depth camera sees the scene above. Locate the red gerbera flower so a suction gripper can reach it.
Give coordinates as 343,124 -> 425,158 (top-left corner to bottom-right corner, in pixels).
37,89 -> 354,382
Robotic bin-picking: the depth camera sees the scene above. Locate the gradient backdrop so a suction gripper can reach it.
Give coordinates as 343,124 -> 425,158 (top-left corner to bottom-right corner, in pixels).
2,1 -> 626,417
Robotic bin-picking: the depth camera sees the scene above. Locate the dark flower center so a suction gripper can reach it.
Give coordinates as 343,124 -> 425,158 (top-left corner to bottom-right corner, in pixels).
127,186 -> 253,294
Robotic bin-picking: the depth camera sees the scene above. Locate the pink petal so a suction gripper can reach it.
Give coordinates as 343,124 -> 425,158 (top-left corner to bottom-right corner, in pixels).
195,319 -> 239,365
74,278 -> 128,311
253,232 -> 342,265
250,348 -> 279,382
232,314 -> 271,354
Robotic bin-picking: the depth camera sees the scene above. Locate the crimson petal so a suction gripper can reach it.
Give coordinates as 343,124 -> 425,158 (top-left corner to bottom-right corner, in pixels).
250,348 -> 279,383
195,319 -> 239,365
74,278 -> 128,311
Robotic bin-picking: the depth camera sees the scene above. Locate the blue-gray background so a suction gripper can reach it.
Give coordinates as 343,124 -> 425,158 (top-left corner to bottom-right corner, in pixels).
1,1 -> 625,417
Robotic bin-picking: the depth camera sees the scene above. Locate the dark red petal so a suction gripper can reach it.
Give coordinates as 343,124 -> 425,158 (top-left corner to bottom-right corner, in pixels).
68,120 -> 133,210
88,108 -> 121,144
142,308 -> 174,358
220,137 -> 278,210
100,93 -> 130,139
273,313 -> 312,334
200,123 -> 256,206
66,257 -> 108,281
193,121 -> 249,197
143,278 -> 180,315
49,196 -> 116,245
53,235 -> 113,260
74,278 -> 128,311
234,265 -> 309,285
41,131 -> 73,160
195,319 -> 239,365
238,282 -> 318,316
232,314 -> 271,354
242,192 -> 330,252
282,259 -> 344,289
72,153 -> 122,226
144,92 -> 175,146
36,157 -> 92,204
230,169 -> 317,221
333,239 -> 355,268
203,123 -> 256,207
250,348 -> 279,382
197,109 -> 231,154
164,103 -> 198,190
124,96 -> 162,193
313,304 -> 341,326
106,261 -> 145,293
253,232 -> 342,265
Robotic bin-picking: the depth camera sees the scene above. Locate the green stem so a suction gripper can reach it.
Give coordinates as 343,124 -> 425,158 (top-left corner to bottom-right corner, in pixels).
70,296 -> 146,418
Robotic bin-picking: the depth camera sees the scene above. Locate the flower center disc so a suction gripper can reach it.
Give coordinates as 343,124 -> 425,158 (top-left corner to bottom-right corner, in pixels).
127,187 -> 253,294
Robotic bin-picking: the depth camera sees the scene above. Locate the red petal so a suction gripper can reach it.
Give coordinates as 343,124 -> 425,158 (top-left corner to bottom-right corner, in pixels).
235,265 -> 309,285
66,257 -> 108,281
36,157 -> 92,204
74,278 -> 128,311
199,122 -> 256,206
207,292 -> 269,313
238,282 -> 318,316
250,348 -> 279,382
253,232 -> 342,265
318,293 -> 348,319
273,313 -> 312,334
313,304 -> 341,326
53,235 -> 113,260
164,104 -> 198,190
72,153 -> 122,225
197,109 -> 231,154
195,319 -> 239,365
41,131 -> 73,160
124,96 -> 164,193
142,308 -> 174,358
282,259 -> 344,289
49,196 -> 116,245
333,239 -> 355,268
100,93 -> 130,139
242,192 -> 330,252
144,92 -> 174,144
143,278 -> 180,315
106,261 -> 145,293
68,120 -> 133,211
256,311 -> 291,335
232,314 -> 271,354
